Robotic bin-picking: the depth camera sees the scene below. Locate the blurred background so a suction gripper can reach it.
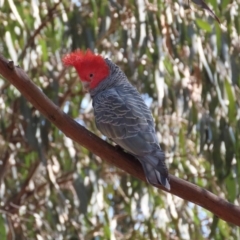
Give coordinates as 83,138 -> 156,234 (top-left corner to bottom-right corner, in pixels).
0,0 -> 239,239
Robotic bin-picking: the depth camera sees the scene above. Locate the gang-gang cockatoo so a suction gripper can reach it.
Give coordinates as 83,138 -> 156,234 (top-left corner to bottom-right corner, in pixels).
62,50 -> 170,190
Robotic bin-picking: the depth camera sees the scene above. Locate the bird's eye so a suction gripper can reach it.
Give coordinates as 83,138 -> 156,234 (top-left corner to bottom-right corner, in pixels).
89,73 -> 94,78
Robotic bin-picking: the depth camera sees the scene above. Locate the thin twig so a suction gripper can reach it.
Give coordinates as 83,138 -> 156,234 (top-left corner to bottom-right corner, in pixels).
18,1 -> 62,60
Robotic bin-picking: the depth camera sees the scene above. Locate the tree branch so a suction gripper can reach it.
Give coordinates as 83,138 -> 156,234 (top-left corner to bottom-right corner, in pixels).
0,54 -> 239,226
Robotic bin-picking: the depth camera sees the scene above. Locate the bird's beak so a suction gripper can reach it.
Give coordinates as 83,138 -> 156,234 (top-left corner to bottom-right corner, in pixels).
82,81 -> 90,92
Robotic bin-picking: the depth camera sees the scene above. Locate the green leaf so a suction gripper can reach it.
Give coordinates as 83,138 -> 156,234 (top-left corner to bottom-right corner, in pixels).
224,79 -> 236,124
196,19 -> 212,32
39,38 -> 48,62
0,214 -> 6,240
225,175 -> 236,202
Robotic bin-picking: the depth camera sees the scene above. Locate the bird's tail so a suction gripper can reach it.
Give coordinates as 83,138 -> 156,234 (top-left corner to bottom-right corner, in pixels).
138,151 -> 170,190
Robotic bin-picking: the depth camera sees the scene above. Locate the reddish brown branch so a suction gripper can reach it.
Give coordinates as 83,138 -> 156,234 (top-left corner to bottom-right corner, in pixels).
0,54 -> 239,226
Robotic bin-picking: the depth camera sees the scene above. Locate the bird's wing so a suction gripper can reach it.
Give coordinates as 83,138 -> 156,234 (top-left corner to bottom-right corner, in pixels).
93,85 -> 170,190
93,85 -> 159,155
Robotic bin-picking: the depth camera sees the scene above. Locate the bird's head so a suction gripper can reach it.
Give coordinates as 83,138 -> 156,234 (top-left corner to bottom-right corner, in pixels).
62,49 -> 110,91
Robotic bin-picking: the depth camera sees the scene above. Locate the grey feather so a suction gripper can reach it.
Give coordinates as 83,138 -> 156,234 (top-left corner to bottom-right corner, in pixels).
90,59 -> 170,190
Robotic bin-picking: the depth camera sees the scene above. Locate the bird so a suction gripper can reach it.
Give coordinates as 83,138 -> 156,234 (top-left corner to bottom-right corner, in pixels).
62,49 -> 170,190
